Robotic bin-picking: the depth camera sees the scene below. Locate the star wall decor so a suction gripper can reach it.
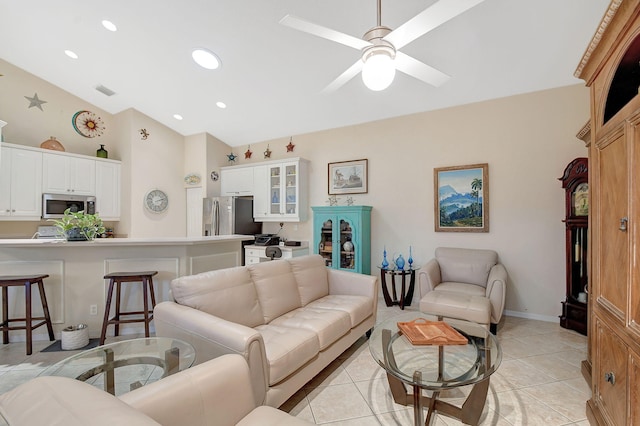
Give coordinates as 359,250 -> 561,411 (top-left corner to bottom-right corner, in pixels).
140,128 -> 149,140
327,195 -> 340,206
227,152 -> 238,163
24,93 -> 47,111
244,146 -> 252,159
263,144 -> 272,159
286,137 -> 295,152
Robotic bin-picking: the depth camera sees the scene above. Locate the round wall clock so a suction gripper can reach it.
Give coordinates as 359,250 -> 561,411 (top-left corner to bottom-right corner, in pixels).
144,189 -> 169,213
72,110 -> 105,138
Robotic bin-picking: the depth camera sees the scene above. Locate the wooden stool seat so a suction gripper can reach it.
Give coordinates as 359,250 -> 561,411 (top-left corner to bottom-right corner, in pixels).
0,274 -> 55,355
100,271 -> 158,345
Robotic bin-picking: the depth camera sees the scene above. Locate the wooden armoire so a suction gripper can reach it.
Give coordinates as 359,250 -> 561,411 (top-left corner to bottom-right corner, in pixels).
575,1 -> 640,424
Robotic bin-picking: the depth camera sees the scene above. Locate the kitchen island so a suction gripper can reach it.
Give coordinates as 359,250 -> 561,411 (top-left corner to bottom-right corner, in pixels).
0,235 -> 254,342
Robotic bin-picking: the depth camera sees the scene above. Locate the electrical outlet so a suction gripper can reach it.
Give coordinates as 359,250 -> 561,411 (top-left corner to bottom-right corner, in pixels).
90,304 -> 98,315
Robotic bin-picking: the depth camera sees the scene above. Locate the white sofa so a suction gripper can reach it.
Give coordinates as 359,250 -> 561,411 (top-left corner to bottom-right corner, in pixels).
0,354 -> 313,426
154,254 -> 378,408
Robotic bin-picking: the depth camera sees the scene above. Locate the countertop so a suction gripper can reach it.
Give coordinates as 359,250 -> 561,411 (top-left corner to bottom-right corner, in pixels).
0,235 -> 255,248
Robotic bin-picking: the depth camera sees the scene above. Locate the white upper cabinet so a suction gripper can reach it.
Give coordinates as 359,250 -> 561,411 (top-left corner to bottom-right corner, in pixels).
95,160 -> 121,220
0,145 -> 43,220
43,152 -> 95,195
252,165 -> 269,220
255,158 -> 308,222
220,166 -> 254,196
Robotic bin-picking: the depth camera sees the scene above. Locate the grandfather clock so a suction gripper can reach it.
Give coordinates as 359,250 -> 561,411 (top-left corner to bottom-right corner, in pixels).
559,157 -> 588,335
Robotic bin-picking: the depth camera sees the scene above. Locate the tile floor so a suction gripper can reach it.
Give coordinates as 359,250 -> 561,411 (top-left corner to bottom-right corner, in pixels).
0,296 -> 590,425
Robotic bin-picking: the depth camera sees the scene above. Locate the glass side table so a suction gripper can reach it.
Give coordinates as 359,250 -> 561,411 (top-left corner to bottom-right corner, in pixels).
40,337 -> 195,396
369,311 -> 501,426
378,266 -> 420,309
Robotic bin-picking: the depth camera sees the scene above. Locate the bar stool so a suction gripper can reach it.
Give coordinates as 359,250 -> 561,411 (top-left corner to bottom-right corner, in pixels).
0,274 -> 55,355
99,271 -> 158,345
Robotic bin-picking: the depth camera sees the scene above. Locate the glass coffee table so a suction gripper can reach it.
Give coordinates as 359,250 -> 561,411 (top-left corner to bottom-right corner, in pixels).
40,337 -> 195,396
369,312 -> 501,426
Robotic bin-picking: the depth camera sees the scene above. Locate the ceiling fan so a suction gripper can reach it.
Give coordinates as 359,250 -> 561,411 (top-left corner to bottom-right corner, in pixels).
280,0 -> 486,92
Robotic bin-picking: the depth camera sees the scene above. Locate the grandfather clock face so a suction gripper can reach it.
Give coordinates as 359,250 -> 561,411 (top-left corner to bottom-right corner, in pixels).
572,183 -> 589,216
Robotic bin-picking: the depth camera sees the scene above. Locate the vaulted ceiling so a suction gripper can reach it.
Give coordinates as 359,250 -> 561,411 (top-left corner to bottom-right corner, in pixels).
0,0 -> 609,146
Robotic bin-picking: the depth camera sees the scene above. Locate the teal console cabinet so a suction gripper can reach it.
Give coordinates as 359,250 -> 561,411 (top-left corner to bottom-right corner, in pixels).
312,206 -> 372,274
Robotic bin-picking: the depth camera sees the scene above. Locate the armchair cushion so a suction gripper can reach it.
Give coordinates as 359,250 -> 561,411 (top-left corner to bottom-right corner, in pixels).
436,247 -> 497,288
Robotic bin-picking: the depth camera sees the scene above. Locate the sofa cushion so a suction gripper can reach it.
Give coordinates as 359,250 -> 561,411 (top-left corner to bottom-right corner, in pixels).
270,307 -> 351,350
254,324 -> 319,385
170,266 -> 264,328
288,255 -> 329,305
0,376 -> 160,426
436,247 -> 497,288
249,260 -> 301,323
306,295 -> 372,328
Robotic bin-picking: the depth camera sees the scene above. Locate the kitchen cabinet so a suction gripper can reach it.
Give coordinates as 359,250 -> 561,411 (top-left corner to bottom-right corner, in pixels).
312,205 -> 371,274
43,152 -> 95,195
244,243 -> 309,265
253,158 -> 308,222
95,160 -> 121,220
576,4 -> 640,424
221,166 -> 254,196
0,145 -> 42,220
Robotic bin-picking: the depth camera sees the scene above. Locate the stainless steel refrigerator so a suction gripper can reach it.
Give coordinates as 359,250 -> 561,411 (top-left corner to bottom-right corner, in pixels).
203,196 -> 262,236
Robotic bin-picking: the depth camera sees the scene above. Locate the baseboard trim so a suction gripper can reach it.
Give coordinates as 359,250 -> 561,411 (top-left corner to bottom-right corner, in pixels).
503,310 -> 559,323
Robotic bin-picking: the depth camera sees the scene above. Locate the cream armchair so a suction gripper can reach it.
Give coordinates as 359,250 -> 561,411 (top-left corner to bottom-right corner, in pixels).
418,247 -> 507,333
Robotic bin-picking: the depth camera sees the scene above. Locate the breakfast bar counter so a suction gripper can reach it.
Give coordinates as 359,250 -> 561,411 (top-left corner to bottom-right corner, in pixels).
0,235 -> 254,342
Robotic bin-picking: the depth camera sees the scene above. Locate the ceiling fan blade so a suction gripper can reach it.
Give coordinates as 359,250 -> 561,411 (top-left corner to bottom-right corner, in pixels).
322,60 -> 363,93
394,52 -> 450,87
280,15 -> 371,51
385,0 -> 486,50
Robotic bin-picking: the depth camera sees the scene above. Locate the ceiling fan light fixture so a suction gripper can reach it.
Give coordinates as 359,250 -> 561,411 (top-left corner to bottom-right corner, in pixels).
361,45 -> 395,91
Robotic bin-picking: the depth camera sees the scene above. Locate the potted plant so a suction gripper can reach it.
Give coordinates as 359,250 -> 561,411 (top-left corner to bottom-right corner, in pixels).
50,208 -> 106,241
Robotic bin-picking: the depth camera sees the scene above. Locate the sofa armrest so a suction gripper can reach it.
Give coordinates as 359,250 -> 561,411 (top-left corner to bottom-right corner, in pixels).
485,264 -> 507,324
153,301 -> 269,405
121,355 -> 257,426
418,258 -> 441,298
327,269 -> 378,298
327,269 -> 378,320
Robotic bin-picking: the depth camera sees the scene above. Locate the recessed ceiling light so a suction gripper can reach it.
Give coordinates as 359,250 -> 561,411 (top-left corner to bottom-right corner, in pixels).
173,114 -> 183,120
102,20 -> 117,32
216,101 -> 226,109
64,50 -> 78,59
192,48 -> 221,70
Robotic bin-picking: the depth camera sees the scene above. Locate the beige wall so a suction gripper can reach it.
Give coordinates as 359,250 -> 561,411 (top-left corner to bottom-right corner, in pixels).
0,57 -> 589,320
234,84 -> 589,321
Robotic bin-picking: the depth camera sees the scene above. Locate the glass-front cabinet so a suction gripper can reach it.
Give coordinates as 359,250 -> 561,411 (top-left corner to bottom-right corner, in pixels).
312,205 -> 372,274
253,158 -> 308,222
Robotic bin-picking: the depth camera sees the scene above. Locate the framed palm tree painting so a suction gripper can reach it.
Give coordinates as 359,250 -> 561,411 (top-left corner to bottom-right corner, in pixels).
434,163 -> 489,232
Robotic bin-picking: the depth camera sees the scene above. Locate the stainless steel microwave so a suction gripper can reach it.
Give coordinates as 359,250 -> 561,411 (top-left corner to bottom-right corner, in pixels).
42,193 -> 96,219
